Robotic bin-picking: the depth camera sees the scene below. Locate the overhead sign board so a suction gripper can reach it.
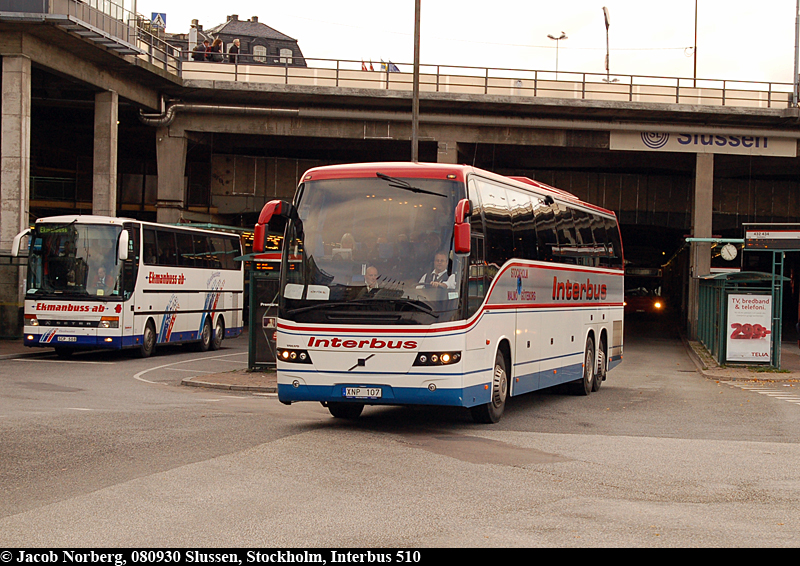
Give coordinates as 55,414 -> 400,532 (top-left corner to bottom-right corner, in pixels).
744,224 -> 800,250
610,131 -> 796,157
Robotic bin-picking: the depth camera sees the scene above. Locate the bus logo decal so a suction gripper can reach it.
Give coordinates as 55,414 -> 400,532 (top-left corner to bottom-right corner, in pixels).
552,276 -> 608,301
40,329 -> 57,343
159,295 -> 180,342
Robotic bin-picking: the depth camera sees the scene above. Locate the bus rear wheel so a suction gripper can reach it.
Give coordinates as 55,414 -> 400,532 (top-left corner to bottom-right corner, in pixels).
195,318 -> 212,352
592,337 -> 607,392
470,351 -> 508,424
570,336 -> 595,396
327,402 -> 364,419
210,317 -> 224,351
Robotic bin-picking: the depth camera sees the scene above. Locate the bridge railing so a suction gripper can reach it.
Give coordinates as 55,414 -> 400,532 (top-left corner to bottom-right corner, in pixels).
181,55 -> 794,109
1,0 -> 182,74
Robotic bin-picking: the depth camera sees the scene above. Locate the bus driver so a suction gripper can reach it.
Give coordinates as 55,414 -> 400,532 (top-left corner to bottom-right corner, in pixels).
416,251 -> 456,290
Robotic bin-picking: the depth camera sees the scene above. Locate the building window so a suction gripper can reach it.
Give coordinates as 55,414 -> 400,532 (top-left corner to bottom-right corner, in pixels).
279,48 -> 293,65
253,45 -> 267,63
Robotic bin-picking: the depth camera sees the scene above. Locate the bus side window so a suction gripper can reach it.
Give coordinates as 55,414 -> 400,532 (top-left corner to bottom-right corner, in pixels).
467,235 -> 486,318
605,217 -> 623,269
510,192 -> 537,261
573,209 -> 597,267
534,201 -> 557,262
476,181 -> 513,269
156,231 -> 178,266
143,229 -> 157,265
554,204 -> 578,265
176,231 -> 195,268
193,234 -> 211,269
208,237 -> 225,269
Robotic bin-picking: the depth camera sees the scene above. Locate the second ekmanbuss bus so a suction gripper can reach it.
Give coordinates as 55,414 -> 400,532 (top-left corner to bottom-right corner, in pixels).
254,163 -> 624,423
12,216 -> 244,357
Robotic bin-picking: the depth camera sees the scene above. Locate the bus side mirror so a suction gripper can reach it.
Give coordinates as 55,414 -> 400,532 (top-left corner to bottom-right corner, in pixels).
117,230 -> 129,262
254,199 -> 293,252
454,199 -> 471,255
11,229 -> 30,258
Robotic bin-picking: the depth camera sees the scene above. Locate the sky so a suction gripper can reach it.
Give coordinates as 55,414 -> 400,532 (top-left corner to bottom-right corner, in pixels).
131,0 -> 798,85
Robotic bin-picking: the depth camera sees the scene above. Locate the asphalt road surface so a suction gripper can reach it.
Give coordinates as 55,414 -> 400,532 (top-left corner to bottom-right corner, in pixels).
1,316 -> 799,547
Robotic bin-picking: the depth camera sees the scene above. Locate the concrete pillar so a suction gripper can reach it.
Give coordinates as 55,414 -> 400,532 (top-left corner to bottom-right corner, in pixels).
437,140 -> 459,164
0,55 -> 31,339
92,90 -> 118,217
687,152 -> 714,340
155,126 -> 187,224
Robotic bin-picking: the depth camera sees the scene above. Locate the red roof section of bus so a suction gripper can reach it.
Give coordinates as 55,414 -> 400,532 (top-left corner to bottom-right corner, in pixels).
302,162 -> 471,182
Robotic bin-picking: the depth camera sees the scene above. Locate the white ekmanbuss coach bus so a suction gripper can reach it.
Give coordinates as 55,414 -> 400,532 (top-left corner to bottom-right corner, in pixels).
12,216 -> 244,357
254,163 -> 624,423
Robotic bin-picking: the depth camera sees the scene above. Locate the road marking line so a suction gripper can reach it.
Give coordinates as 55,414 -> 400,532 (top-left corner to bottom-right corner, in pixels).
13,358 -> 113,365
132,352 -> 246,385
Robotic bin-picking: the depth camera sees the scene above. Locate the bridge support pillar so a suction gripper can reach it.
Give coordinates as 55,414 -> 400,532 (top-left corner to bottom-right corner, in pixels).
0,54 -> 31,339
92,90 -> 118,217
687,153 -> 714,340
155,127 -> 187,224
437,140 -> 460,164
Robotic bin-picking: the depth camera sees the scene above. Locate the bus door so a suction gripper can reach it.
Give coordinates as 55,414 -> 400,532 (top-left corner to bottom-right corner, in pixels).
120,223 -> 140,346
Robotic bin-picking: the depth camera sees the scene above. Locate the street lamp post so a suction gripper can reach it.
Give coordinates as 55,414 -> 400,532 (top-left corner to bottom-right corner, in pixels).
547,32 -> 567,79
602,6 -> 612,82
411,0 -> 421,162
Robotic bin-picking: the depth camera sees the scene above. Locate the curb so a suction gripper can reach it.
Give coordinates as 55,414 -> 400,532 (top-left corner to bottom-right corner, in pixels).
181,376 -> 277,393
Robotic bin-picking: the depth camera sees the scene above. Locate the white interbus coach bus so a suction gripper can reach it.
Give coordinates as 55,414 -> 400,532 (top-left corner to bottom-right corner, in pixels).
253,163 -> 624,423
12,216 -> 244,357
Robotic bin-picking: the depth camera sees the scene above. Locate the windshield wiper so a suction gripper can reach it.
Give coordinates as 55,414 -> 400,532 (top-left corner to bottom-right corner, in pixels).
286,297 -> 438,318
376,172 -> 446,198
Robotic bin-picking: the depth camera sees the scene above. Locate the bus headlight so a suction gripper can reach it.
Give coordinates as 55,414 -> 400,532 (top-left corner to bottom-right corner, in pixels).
413,351 -> 461,366
277,349 -> 312,364
100,316 -> 119,328
25,314 -> 38,326
654,302 -> 662,309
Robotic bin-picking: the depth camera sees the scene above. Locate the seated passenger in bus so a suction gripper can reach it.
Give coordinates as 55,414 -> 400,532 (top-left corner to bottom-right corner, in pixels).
416,251 -> 456,290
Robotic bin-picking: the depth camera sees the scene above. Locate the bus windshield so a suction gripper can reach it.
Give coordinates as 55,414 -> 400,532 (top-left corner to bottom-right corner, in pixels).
27,222 -> 124,299
282,176 -> 464,324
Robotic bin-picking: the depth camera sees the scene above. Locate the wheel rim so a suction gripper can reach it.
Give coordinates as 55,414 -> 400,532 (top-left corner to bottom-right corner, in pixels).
596,345 -> 606,377
202,321 -> 211,344
492,363 -> 508,408
215,320 -> 223,342
144,325 -> 155,351
585,344 -> 594,386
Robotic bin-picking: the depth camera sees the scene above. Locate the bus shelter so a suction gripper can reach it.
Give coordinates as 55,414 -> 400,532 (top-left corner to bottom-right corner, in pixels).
697,271 -> 788,368
235,252 -> 280,370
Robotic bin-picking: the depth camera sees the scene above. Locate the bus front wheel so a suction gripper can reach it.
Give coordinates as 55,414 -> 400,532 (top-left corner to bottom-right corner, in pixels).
139,321 -> 156,358
471,351 -> 508,424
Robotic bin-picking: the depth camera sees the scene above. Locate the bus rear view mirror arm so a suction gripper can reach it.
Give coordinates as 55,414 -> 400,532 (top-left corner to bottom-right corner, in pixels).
254,200 -> 297,253
454,198 -> 471,255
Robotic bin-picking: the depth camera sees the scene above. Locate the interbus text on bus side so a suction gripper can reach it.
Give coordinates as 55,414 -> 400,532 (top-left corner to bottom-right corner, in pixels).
307,337 -> 418,349
551,276 -> 608,301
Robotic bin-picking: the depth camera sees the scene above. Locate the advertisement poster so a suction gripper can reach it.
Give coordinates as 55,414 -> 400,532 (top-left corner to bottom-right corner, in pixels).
726,294 -> 772,363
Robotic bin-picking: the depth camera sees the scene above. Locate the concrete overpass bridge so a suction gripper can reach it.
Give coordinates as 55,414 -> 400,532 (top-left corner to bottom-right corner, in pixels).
3,0 -> 800,338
